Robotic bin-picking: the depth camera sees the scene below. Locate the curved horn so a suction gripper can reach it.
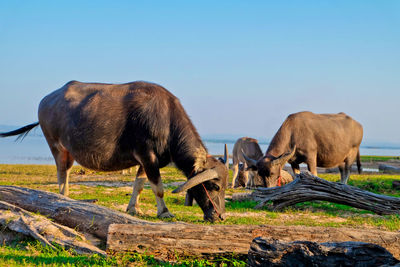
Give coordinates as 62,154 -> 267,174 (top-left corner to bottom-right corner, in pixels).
241,149 -> 258,168
172,169 -> 219,193
224,144 -> 229,169
272,146 -> 296,166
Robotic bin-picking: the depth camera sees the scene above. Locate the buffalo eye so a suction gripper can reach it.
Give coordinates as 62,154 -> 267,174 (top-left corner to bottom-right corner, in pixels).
206,183 -> 220,191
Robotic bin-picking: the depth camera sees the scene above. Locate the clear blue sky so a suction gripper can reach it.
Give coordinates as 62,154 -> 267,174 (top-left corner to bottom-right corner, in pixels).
1,1 -> 399,144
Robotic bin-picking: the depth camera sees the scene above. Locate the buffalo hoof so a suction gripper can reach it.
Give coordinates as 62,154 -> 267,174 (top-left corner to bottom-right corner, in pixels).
158,211 -> 175,219
126,206 -> 144,216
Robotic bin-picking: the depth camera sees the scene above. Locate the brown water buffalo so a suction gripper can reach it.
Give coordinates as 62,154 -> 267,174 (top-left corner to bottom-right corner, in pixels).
231,137 -> 263,188
0,81 -> 228,222
243,111 -> 363,186
234,162 -> 293,188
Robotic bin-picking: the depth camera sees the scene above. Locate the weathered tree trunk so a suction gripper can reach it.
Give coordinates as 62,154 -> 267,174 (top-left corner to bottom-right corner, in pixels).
0,185 -> 155,240
107,223 -> 256,259
3,185 -> 400,259
251,172 -> 400,215
394,180 -> 400,190
0,201 -> 106,255
248,237 -> 399,267
107,223 -> 400,259
379,164 -> 400,174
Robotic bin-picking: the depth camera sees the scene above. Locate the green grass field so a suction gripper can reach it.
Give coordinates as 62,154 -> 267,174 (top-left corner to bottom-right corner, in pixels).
1,164 -> 399,266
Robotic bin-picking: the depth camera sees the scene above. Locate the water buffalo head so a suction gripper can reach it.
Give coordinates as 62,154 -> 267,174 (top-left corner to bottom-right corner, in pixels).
243,147 -> 295,187
172,146 -> 228,222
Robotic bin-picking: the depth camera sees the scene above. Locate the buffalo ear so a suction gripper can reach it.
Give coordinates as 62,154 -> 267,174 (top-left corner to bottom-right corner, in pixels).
241,149 -> 258,169
272,146 -> 296,167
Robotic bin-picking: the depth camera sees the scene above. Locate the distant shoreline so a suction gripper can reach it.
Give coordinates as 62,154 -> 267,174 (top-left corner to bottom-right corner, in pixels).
1,125 -> 399,164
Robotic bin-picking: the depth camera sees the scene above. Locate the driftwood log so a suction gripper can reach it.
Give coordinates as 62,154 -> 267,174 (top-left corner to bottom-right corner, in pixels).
251,172 -> 400,215
107,223 -> 400,259
0,185 -> 155,240
248,237 -> 400,267
379,164 -> 400,174
0,201 -> 106,255
394,180 -> 400,190
2,185 -> 400,259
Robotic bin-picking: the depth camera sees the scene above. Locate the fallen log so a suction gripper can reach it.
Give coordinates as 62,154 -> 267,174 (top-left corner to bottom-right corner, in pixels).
394,180 -> 400,190
247,238 -> 399,267
0,185 -> 156,240
0,201 -> 106,255
107,223 -> 400,259
251,172 -> 400,215
2,185 -> 400,259
379,164 -> 400,174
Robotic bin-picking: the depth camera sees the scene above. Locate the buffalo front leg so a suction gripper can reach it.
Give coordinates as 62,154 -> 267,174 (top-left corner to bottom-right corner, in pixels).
246,171 -> 254,188
148,178 -> 174,218
127,166 -> 146,216
184,192 -> 194,206
231,163 -> 239,188
305,156 -> 318,176
142,159 -> 174,219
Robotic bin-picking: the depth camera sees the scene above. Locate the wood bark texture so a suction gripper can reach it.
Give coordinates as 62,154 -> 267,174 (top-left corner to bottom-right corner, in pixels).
0,185 -> 155,240
393,180 -> 400,190
251,172 -> 400,215
0,201 -> 106,255
107,223 -> 400,259
2,185 -> 400,259
247,237 -> 400,267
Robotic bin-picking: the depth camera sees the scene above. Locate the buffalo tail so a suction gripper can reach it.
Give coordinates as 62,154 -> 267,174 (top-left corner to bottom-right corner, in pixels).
357,149 -> 362,174
0,122 -> 40,141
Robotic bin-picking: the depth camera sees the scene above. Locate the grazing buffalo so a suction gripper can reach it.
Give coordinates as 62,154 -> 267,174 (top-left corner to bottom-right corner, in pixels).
185,144 -> 229,206
234,162 -> 293,188
243,111 -> 363,186
231,137 -> 263,188
0,81 -> 228,222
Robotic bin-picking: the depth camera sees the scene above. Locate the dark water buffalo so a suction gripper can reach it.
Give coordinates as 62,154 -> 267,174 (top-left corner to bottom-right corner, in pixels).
185,144 -> 229,206
0,81 -> 228,222
244,111 -> 363,186
231,137 -> 263,188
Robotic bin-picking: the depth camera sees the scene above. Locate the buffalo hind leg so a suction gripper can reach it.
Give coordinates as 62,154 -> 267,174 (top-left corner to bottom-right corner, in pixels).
341,149 -> 358,184
51,147 -> 74,196
290,162 -> 301,175
127,165 -> 147,215
246,171 -> 255,188
340,163 -> 351,184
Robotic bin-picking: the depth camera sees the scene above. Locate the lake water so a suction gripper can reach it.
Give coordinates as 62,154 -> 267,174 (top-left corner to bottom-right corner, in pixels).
0,125 -> 399,165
